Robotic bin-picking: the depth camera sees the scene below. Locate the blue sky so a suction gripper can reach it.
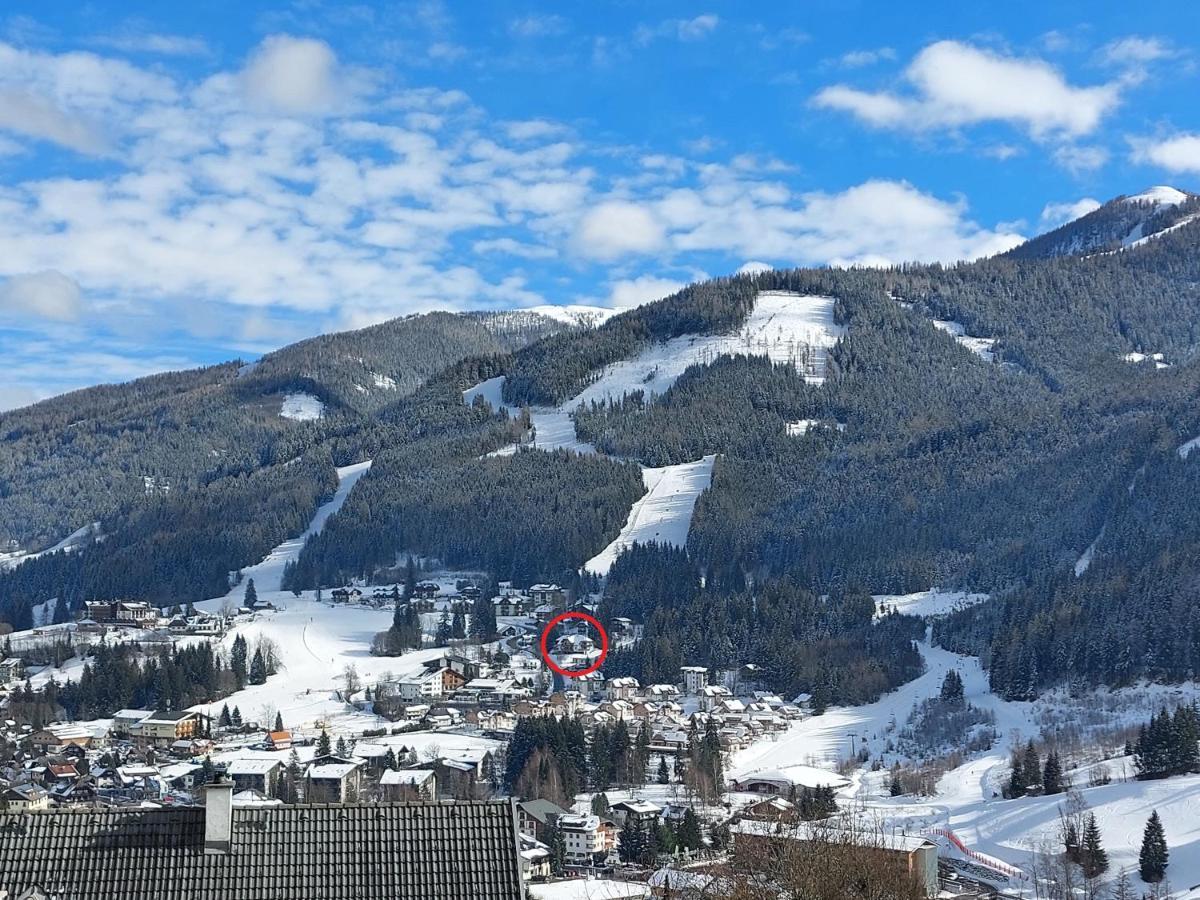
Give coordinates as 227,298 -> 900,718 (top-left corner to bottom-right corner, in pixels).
0,0 -> 1197,409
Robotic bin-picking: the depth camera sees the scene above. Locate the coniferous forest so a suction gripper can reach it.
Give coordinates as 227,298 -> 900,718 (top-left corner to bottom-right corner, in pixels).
5,214 -> 1200,702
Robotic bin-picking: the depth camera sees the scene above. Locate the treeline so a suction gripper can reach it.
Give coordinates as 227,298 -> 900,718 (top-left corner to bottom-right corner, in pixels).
285,444 -> 644,589
1133,706 -> 1200,779
0,452 -> 338,623
599,544 -> 925,706
55,642 -> 232,721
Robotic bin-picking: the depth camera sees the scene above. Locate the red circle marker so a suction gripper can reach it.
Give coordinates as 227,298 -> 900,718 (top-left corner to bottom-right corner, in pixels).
540,611 -> 609,679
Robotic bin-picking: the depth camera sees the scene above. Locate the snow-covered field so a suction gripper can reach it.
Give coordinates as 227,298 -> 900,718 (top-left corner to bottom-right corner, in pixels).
189,596 -> 444,734
584,456 -> 715,576
280,392 -> 325,421
873,590 -> 990,619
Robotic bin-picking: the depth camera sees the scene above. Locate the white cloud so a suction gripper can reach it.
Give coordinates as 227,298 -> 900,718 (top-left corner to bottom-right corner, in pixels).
0,271 -> 84,321
1131,134 -> 1200,174
241,35 -> 345,114
838,47 -> 896,68
1101,36 -> 1177,65
813,40 -> 1121,139
575,201 -> 666,260
0,88 -> 107,154
96,31 -> 209,57
1053,144 -> 1109,174
607,275 -> 688,309
508,15 -> 567,38
1039,198 -> 1101,229
635,14 -> 719,45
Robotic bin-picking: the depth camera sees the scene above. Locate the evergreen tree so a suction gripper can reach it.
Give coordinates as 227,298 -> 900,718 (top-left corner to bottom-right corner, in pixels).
231,635 -> 248,689
218,703 -> 232,728
1080,813 -> 1108,878
618,819 -> 646,864
335,736 -> 348,757
657,755 -> 670,785
1140,810 -> 1168,883
940,670 -> 965,704
403,556 -> 417,600
249,647 -> 267,685
273,711 -> 284,732
1021,740 -> 1041,793
451,603 -> 466,640
285,749 -> 303,803
677,807 -> 702,851
546,823 -> 567,875
384,747 -> 398,771
889,767 -> 903,796
469,593 -> 497,641
435,610 -> 453,646
244,578 -> 257,607
591,792 -> 610,817
316,729 -> 332,757
230,705 -> 242,727
200,755 -> 214,786
1042,750 -> 1064,795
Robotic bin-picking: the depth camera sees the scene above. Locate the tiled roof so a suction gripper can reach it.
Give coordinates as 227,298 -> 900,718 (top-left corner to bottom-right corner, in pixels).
1,800 -> 525,900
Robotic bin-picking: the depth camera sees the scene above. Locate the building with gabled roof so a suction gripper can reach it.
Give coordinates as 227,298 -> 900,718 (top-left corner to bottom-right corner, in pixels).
0,784 -> 525,900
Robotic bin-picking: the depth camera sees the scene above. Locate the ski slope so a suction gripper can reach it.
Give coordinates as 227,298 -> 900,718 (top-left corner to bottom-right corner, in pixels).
0,521 -> 100,572
932,319 -> 997,361
584,455 -> 716,576
203,460 -> 372,599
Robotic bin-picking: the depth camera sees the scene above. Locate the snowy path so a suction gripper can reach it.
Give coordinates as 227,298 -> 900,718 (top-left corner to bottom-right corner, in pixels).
583,455 -> 715,576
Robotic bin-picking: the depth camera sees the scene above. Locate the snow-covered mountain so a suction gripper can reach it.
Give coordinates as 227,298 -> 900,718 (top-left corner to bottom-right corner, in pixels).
1006,185 -> 1199,259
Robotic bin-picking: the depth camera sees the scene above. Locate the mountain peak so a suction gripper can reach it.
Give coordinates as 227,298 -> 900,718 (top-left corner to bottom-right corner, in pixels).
1122,185 -> 1190,207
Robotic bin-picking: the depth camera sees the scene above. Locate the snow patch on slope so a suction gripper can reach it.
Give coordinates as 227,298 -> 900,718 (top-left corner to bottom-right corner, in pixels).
786,419 -> 846,436
584,456 -> 715,576
932,319 -> 997,361
572,293 -> 843,408
280,392 -> 325,421
873,590 -> 990,619
1179,435 -> 1200,460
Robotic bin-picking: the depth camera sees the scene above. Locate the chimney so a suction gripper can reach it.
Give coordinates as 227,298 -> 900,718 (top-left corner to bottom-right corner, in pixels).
204,779 -> 234,855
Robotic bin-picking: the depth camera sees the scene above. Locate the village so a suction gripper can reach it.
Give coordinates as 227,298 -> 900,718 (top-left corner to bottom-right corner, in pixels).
0,575 -> 984,900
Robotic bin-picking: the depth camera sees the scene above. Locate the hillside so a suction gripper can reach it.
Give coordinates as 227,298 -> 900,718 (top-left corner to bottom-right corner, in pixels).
0,309 -> 565,555
5,189 -> 1200,702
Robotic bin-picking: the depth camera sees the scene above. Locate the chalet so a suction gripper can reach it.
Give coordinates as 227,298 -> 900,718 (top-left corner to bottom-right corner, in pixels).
740,796 -> 798,822
129,710 -> 205,749
0,657 -> 26,682
700,685 -> 733,711
519,834 -> 551,881
331,587 -> 363,603
422,653 -> 479,682
0,784 -> 526,900
227,758 -> 282,796
111,708 -> 154,736
158,762 -> 204,792
267,729 -> 293,751
350,743 -> 391,770
607,677 -> 640,701
1,784 -> 50,811
380,768 -> 437,801
729,769 -> 849,799
516,798 -> 569,841
83,599 -> 158,625
556,633 -> 595,654
304,756 -> 363,803
413,582 -> 441,600
730,821 -> 939,897
610,799 -> 662,829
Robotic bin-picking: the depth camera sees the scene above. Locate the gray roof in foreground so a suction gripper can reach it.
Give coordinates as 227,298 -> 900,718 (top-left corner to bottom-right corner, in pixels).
0,799 -> 524,900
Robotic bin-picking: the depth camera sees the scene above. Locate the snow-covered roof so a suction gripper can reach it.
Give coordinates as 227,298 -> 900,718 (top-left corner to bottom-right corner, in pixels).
307,762 -> 359,779
380,768 -> 435,786
227,758 -> 281,776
